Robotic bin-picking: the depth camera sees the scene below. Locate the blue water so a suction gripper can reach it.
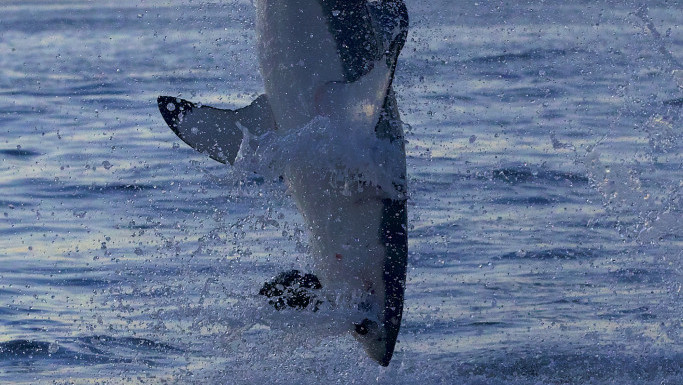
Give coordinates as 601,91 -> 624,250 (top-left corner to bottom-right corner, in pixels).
1,1 -> 681,384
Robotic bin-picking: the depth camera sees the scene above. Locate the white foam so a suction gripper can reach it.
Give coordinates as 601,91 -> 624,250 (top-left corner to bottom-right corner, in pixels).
235,116 -> 406,199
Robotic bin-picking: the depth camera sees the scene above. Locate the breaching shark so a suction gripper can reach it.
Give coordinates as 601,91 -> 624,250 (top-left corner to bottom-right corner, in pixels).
157,0 -> 408,366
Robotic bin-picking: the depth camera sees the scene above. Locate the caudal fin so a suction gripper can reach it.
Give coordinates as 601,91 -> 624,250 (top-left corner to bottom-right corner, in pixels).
157,94 -> 276,165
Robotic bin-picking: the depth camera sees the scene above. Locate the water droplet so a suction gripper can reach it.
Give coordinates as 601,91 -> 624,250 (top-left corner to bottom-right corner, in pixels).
48,343 -> 59,354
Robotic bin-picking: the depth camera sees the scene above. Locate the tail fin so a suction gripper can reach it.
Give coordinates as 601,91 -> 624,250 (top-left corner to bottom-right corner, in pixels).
157,94 -> 276,165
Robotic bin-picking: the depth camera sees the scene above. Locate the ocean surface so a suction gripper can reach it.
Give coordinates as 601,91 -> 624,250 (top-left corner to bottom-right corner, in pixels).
1,0 -> 681,384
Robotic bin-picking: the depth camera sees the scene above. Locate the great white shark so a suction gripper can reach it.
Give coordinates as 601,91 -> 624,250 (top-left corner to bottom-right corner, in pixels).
157,0 -> 409,366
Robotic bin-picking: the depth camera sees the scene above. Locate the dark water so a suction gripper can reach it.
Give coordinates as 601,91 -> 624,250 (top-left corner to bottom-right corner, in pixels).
0,0 -> 681,384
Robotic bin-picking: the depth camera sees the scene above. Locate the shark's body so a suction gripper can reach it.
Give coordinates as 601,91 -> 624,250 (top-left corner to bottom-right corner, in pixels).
158,0 -> 408,366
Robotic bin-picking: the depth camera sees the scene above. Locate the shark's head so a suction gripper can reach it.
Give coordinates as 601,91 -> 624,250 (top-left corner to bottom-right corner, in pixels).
353,315 -> 400,367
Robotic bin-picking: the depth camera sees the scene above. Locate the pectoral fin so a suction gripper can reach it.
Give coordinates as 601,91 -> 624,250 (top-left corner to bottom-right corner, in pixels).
158,94 -> 276,165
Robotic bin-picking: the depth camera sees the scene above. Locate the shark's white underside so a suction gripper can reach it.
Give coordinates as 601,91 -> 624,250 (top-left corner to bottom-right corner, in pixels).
159,0 -> 408,366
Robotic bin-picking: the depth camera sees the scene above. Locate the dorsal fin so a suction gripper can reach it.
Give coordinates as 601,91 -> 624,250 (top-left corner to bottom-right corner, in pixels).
317,0 -> 380,82
313,1 -> 409,136
368,0 -> 409,74
316,0 -> 409,83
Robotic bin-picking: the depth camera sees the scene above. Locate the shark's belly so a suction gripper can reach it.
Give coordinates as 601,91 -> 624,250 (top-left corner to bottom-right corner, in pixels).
255,0 -> 346,131
285,168 -> 387,299
255,0 -> 391,298
253,0 -> 408,366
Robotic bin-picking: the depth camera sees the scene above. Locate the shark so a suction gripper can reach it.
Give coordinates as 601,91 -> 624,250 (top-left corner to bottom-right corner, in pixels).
157,0 -> 409,366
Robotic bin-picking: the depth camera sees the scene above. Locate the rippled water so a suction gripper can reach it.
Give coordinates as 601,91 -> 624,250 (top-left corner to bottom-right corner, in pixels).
1,1 -> 681,384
